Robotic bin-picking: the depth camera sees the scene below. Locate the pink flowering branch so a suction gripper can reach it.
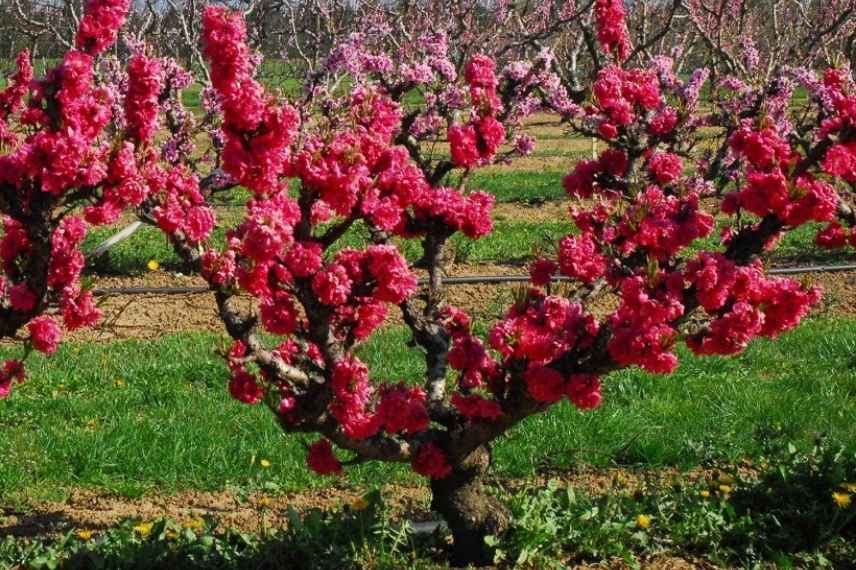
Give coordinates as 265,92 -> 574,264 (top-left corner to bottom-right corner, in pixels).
0,0 -> 172,397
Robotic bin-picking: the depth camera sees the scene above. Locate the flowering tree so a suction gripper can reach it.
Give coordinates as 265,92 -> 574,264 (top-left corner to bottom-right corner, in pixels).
0,0 -> 195,397
2,0 -> 854,565
142,3 -> 856,565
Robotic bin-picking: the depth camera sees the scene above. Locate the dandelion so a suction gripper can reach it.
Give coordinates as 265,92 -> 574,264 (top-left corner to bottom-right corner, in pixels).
259,459 -> 271,469
258,495 -> 271,508
718,484 -> 732,495
350,496 -> 369,511
133,521 -> 153,536
636,514 -> 651,529
147,260 -> 160,271
700,490 -> 711,498
165,530 -> 178,541
76,530 -> 93,541
86,419 -> 97,429
833,492 -> 852,509
182,518 -> 204,531
115,378 -> 125,387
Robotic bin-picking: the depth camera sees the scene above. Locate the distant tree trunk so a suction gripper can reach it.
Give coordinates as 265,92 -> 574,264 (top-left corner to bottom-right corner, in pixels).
429,445 -> 510,567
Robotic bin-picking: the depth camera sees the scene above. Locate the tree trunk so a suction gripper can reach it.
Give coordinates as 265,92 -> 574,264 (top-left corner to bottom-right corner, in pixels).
430,446 -> 510,567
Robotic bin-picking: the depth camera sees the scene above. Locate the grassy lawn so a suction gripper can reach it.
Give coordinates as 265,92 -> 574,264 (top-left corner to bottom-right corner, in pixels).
1,317 -> 854,503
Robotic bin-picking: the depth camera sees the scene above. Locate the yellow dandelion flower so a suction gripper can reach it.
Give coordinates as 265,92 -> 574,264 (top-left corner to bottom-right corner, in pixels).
700,490 -> 711,498
76,530 -> 93,541
165,530 -> 178,541
115,378 -> 125,387
258,495 -> 271,508
833,492 -> 852,509
182,518 -> 204,531
350,497 -> 369,511
718,484 -> 732,495
86,419 -> 97,429
147,260 -> 160,271
636,514 -> 652,529
259,459 -> 272,469
133,522 -> 153,537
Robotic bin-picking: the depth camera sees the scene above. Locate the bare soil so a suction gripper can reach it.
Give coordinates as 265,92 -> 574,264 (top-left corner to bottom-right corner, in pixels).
0,463 -> 750,539
63,262 -> 856,342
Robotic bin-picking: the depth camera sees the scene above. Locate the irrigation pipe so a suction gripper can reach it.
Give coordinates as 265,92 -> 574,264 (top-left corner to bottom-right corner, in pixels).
88,221 -> 144,258
89,263 -> 856,298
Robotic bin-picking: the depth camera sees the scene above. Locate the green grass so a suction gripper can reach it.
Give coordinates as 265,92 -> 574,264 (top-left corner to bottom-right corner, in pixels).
84,219 -> 572,274
469,169 -> 566,203
1,317 -> 854,502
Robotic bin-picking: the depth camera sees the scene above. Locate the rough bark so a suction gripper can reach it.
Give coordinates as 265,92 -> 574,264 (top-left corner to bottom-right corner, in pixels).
430,446 -> 510,567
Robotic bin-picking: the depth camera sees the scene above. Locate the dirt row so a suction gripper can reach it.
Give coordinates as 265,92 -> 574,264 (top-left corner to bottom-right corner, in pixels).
0,464 -> 744,539
60,262 -> 856,342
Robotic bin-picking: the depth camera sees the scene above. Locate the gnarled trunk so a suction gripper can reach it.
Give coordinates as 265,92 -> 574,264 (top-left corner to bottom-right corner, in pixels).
430,446 -> 510,567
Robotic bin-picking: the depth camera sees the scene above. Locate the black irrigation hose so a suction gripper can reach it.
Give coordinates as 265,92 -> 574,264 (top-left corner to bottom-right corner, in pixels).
89,263 -> 856,298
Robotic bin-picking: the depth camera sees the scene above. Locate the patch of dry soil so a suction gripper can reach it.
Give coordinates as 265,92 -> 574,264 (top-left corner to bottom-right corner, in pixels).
55,264 -> 856,342
0,464 -> 751,539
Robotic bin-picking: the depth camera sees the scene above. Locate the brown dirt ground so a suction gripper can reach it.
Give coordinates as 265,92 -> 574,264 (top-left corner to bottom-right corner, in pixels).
62,263 -> 856,342
0,463 -> 751,539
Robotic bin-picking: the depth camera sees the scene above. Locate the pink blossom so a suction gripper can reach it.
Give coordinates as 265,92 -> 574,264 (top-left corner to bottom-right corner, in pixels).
0,360 -> 25,399
307,439 -> 342,475
558,234 -> 607,283
411,442 -> 452,479
451,393 -> 503,420
27,317 -> 61,354
594,0 -> 631,60
648,153 -> 683,185
75,0 -> 131,56
565,374 -> 602,410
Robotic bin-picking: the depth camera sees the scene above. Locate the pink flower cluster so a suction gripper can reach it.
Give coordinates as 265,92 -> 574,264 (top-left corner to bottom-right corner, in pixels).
50,216 -> 101,331
307,439 -> 342,475
816,222 -> 856,249
684,253 -> 822,355
608,274 -> 685,374
594,0 -> 631,61
411,442 -> 453,479
412,188 -> 495,239
473,290 -> 604,411
0,360 -> 25,399
124,54 -> 163,145
328,355 -> 429,441
83,143 -> 148,226
647,153 -> 683,185
563,148 -> 628,199
523,367 -> 601,409
558,234 -> 607,284
202,7 -> 300,194
823,143 -> 856,183
591,66 -> 661,138
75,0 -> 130,56
310,246 -> 417,340
726,172 -> 837,227
616,187 -> 715,260
27,317 -> 61,354
0,50 -> 33,144
448,55 -> 506,168
151,166 -> 216,243
440,305 -> 506,421
0,0 -> 149,398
